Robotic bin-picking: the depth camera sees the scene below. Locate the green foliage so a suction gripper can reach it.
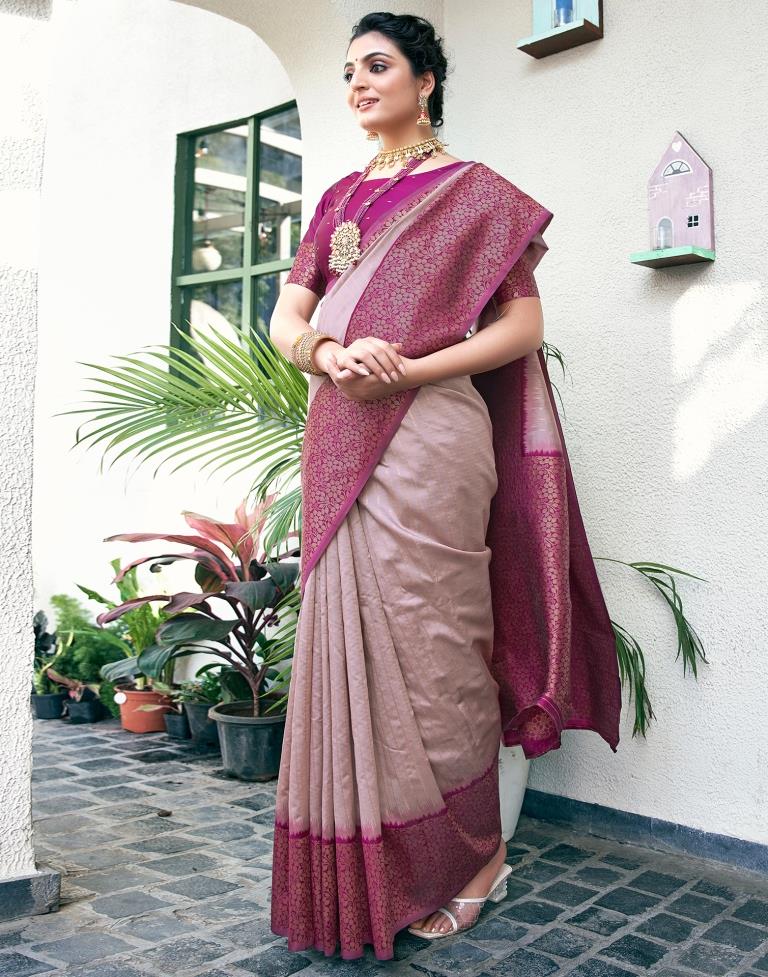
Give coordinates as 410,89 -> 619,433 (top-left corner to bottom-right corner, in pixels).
49,594 -> 127,683
599,559 -> 709,738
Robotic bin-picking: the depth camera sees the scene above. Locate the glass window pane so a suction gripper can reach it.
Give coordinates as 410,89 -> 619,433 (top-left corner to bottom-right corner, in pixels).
256,106 -> 302,265
187,127 -> 248,273
253,271 -> 281,342
186,279 -> 243,337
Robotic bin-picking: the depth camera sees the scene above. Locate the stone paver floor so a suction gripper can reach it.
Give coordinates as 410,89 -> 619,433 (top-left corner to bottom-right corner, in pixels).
1,718 -> 767,976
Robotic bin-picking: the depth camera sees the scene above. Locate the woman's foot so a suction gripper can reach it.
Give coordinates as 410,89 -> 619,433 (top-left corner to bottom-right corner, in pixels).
408,836 -> 507,935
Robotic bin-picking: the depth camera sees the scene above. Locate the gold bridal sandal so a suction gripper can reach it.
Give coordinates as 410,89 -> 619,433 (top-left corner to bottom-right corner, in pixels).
407,862 -> 514,939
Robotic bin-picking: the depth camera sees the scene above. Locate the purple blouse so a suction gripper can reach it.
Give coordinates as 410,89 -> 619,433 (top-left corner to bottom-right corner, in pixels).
285,161 -> 540,304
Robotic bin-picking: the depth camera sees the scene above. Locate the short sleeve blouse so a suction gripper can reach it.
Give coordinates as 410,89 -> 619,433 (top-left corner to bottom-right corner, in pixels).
285,166 -> 540,305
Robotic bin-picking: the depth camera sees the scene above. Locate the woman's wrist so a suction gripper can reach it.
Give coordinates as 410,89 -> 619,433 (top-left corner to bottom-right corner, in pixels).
311,336 -> 342,374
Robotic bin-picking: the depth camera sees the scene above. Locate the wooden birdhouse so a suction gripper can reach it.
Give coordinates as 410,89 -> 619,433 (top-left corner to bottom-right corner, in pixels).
630,131 -> 716,268
517,0 -> 603,58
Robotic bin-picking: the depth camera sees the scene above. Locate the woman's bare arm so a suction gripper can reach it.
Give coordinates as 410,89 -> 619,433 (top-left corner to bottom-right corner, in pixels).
408,297 -> 544,386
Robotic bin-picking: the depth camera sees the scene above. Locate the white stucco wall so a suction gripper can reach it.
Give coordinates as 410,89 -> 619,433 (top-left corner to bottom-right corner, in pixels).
442,0 -> 768,844
0,0 -> 51,881
18,0 -> 767,869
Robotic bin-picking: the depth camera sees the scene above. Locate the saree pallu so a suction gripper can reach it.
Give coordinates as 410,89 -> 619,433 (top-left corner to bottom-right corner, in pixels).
271,162 -> 623,960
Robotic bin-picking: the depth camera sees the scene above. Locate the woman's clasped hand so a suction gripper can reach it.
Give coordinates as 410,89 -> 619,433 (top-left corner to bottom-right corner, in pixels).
316,335 -> 415,401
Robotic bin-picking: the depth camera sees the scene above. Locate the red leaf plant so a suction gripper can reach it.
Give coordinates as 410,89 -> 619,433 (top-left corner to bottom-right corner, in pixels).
98,496 -> 300,717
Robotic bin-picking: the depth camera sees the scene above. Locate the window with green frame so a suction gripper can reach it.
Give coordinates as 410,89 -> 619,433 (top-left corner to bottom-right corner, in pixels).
171,100 -> 303,352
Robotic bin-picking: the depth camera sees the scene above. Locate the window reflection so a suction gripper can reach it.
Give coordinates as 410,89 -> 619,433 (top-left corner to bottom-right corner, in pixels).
257,106 -> 302,264
189,128 -> 247,273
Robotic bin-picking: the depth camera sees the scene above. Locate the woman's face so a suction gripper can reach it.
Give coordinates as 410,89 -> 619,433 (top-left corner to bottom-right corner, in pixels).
343,31 -> 431,133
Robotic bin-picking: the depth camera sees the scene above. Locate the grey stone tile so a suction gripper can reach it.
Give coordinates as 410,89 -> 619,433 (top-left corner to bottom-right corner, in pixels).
537,880 -> 599,907
156,874 -> 241,900
628,870 -> 688,897
141,851 -> 222,876
564,960 -> 638,977
509,860 -> 562,883
60,847 -> 144,872
734,899 -> 768,926
540,843 -> 597,866
567,905 -> 631,936
212,917 -> 285,949
61,965 -> 148,977
598,932 -> 670,968
0,951 -> 55,975
124,833 -> 204,855
90,891 -> 175,919
677,939 -> 747,975
573,866 -> 624,887
634,911 -> 696,943
483,946 -> 560,976
76,866 -> 167,894
112,912 -> 198,943
701,918 -> 767,951
526,925 -> 595,958
130,936 -> 231,971
232,944 -> 319,975
26,932 -> 136,966
188,821 -> 255,842
33,814 -> 100,836
499,899 -> 565,925
667,891 -> 731,923
594,886 -> 664,916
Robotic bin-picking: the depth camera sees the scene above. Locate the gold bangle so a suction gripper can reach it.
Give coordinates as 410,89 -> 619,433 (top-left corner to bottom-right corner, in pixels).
290,330 -> 334,376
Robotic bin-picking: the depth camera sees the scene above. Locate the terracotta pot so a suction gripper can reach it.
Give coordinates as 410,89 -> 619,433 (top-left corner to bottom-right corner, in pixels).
116,688 -> 174,733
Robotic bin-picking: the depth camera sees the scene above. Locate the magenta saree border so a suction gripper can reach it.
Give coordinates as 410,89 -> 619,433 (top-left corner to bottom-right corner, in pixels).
271,750 -> 502,960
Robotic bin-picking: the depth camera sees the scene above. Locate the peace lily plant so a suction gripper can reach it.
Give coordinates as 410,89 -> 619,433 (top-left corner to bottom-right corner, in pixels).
63,323 -> 707,740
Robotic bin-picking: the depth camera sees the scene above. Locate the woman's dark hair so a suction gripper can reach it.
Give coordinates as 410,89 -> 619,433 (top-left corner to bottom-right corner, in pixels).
348,12 -> 450,130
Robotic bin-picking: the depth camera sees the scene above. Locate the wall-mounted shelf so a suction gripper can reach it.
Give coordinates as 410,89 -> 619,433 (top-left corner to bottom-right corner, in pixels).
629,246 -> 716,269
517,0 -> 603,58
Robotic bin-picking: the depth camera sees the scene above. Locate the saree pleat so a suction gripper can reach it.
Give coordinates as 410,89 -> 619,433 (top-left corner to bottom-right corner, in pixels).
272,376 -> 504,960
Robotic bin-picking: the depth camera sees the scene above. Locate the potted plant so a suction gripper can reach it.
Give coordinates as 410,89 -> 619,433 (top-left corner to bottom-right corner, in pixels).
88,559 -> 174,733
96,498 -> 299,779
174,668 -> 222,747
128,677 -> 191,739
44,667 -> 107,724
31,612 -> 71,719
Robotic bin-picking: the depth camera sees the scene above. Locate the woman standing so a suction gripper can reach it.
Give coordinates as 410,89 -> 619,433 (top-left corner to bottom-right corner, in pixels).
268,11 -> 622,961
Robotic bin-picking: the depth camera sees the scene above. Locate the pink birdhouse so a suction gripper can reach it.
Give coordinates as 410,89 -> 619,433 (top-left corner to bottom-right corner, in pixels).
630,131 -> 716,268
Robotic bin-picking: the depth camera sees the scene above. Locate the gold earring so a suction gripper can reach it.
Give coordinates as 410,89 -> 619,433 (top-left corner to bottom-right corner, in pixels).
366,128 -> 379,141
416,93 -> 431,126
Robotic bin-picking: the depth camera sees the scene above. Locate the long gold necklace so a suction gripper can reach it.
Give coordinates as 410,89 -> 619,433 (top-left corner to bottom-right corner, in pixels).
328,135 -> 447,275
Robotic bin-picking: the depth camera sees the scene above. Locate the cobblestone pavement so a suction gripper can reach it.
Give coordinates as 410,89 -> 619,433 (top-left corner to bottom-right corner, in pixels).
1,718 -> 766,977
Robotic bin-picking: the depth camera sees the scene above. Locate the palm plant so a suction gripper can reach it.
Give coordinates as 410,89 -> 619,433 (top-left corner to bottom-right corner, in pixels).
64,323 -> 708,738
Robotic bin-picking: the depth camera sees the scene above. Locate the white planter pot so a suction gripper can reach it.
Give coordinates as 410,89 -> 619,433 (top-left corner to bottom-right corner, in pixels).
498,742 -> 530,840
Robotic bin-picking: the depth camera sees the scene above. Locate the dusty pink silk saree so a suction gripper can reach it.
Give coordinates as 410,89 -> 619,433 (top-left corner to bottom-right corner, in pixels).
271,161 -> 622,959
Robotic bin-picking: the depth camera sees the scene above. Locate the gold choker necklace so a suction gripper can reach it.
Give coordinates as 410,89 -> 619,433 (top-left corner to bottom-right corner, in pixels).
369,135 -> 448,170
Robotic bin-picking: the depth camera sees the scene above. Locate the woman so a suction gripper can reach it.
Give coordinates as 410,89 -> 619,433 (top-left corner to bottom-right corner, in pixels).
268,11 -> 622,961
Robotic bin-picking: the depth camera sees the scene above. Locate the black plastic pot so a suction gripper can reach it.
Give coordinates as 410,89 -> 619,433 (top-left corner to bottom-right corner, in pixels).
31,691 -> 68,719
164,711 -> 191,740
67,699 -> 106,724
184,701 -> 220,747
208,698 -> 286,781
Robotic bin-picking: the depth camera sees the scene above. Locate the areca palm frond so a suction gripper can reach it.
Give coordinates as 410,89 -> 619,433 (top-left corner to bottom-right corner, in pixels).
598,559 -> 709,737
59,323 -> 308,553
